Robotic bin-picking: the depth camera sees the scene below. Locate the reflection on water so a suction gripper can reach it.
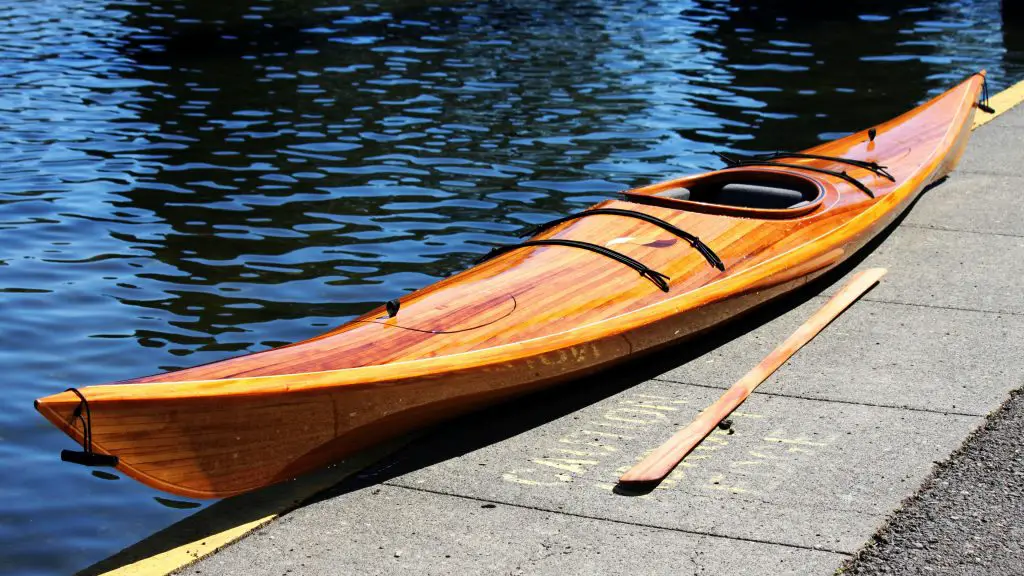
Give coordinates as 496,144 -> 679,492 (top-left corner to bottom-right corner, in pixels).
152,497 -> 202,510
90,470 -> 120,482
0,0 -> 1019,572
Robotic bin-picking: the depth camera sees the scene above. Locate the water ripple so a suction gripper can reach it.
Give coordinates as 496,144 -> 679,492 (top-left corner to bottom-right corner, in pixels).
0,0 -> 1020,573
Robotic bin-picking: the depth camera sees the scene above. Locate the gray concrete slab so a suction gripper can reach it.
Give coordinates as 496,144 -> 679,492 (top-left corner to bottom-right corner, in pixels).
658,298 -> 1024,415
825,225 -> 1024,315
988,110 -> 1024,128
956,123 -> 1024,175
905,172 -> 1024,237
181,485 -> 843,576
385,380 -> 979,554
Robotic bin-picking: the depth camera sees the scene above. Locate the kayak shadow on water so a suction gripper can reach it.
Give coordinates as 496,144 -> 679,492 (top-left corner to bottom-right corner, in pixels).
77,177 -> 944,574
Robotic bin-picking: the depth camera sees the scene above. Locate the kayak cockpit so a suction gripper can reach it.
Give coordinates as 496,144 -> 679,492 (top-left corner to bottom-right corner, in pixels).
623,168 -> 828,219
654,170 -> 821,209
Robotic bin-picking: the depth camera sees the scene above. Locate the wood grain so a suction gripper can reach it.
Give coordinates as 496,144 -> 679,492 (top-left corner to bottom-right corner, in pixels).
618,267 -> 887,485
35,73 -> 985,498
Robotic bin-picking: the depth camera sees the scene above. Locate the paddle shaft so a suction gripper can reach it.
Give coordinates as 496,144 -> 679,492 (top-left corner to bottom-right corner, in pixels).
618,267 -> 887,484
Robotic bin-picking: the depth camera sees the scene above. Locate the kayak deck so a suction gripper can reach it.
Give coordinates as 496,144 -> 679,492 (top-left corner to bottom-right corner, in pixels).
35,73 -> 985,498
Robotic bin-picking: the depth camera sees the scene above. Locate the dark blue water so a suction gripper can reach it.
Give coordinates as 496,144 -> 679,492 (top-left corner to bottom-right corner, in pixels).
1,0 -> 1021,573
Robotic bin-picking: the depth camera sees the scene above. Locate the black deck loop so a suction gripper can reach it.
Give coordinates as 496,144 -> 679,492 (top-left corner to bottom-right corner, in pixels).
977,73 -> 994,114
715,153 -> 877,199
478,239 -> 672,292
521,208 -> 725,271
60,388 -> 119,468
764,152 -> 895,182
717,151 -> 894,183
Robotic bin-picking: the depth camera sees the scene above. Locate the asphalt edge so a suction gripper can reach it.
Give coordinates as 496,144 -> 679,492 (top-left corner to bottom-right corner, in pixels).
836,389 -> 1024,574
92,79 -> 1024,576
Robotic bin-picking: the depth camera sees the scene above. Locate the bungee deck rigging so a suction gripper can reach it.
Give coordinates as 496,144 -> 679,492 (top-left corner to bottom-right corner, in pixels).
520,207 -> 725,271
719,151 -> 896,182
478,238 -> 673,292
714,151 -> 882,198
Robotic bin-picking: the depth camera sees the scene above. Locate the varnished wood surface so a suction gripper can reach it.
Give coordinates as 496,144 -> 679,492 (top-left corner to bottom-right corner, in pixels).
618,268 -> 887,485
36,74 -> 984,498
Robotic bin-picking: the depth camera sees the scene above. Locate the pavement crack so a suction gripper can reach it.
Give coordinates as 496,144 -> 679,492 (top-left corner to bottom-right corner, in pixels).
956,168 -> 1024,178
381,482 -> 852,557
648,377 -> 985,418
901,223 -> 1024,239
805,293 -> 1022,318
857,297 -> 1023,318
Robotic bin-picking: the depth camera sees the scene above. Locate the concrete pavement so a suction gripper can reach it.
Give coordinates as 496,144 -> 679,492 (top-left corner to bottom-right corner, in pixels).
110,98 -> 1024,575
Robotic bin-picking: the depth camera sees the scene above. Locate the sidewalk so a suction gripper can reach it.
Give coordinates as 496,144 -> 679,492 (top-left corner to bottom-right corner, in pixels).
102,98 -> 1024,576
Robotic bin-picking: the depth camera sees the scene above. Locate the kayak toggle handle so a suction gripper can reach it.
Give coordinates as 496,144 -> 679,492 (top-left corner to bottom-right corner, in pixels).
976,73 -> 995,114
61,450 -> 119,467
60,388 -> 119,468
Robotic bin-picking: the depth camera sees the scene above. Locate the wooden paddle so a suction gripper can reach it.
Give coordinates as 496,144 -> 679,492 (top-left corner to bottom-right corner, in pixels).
618,267 -> 887,485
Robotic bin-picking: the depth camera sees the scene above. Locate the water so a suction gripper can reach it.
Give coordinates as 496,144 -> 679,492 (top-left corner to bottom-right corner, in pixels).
0,0 -> 1020,573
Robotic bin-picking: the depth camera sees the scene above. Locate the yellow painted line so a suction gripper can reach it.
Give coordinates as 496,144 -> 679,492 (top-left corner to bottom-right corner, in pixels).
101,516 -> 274,576
90,75 -> 1024,576
89,437 -> 414,576
973,78 -> 1024,129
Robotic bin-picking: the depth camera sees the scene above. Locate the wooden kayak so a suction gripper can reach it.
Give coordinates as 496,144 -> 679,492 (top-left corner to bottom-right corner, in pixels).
36,73 -> 987,499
